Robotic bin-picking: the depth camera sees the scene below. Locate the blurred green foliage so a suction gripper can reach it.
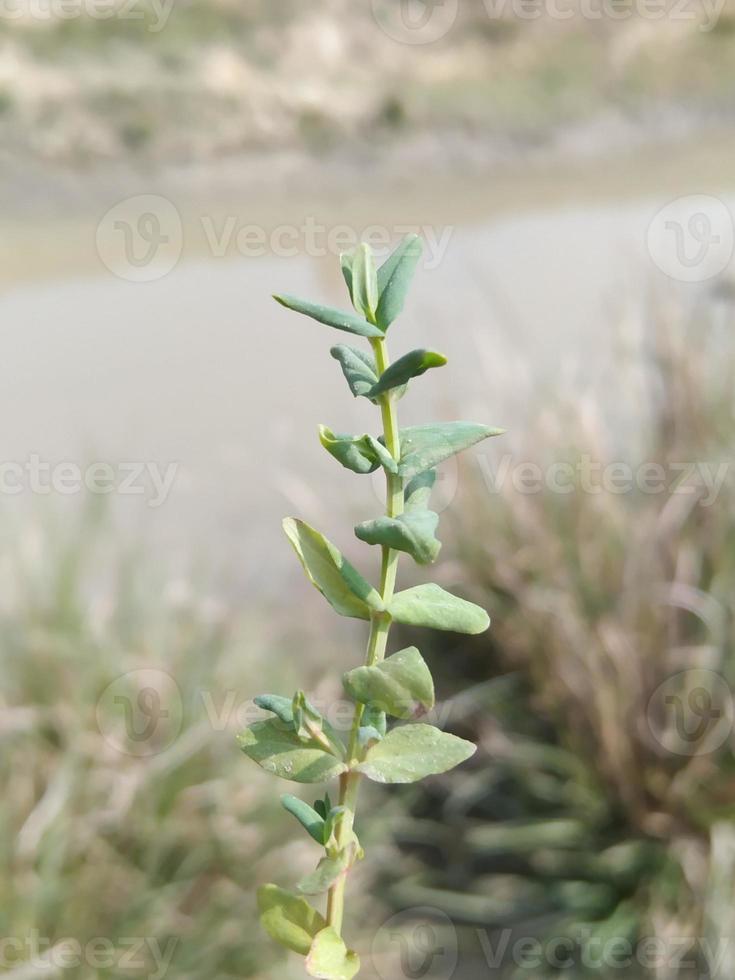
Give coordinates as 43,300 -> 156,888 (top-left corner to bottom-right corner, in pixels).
380,295 -> 735,975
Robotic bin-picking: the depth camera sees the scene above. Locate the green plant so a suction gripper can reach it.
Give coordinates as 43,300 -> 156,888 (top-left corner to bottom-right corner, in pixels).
238,236 -> 503,978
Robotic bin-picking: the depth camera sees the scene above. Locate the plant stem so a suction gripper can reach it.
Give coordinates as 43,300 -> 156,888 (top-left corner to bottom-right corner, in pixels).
325,335 -> 403,937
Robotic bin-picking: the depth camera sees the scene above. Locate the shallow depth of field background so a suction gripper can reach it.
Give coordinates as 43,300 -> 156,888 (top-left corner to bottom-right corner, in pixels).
2,3 -> 735,979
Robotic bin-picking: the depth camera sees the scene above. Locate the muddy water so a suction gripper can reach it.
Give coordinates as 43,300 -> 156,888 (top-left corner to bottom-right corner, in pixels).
1,140 -> 733,593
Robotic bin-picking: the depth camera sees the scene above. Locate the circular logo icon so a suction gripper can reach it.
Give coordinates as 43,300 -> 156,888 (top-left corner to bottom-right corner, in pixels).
646,195 -> 734,283
646,669 -> 733,757
371,0 -> 459,44
96,669 -> 183,757
371,907 -> 458,980
96,194 -> 183,282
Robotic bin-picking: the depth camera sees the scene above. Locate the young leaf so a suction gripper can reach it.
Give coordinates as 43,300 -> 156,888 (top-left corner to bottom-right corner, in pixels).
329,345 -> 379,400
292,691 -> 345,757
283,518 -> 383,620
339,253 -> 353,295
398,422 -> 504,480
254,694 -> 294,726
274,295 -> 383,339
343,646 -> 435,720
306,927 -> 360,980
362,704 -> 387,737
319,428 -> 398,475
369,349 -> 447,398
389,583 -> 490,634
258,884 -> 326,956
281,794 -> 326,844
354,509 -> 440,565
356,724 -> 476,784
298,854 -> 348,896
238,720 -> 347,783
375,234 -> 423,330
319,427 -> 379,475
349,244 -> 378,320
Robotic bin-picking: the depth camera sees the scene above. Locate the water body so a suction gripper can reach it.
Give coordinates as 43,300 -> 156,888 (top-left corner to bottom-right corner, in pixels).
1,139 -> 733,593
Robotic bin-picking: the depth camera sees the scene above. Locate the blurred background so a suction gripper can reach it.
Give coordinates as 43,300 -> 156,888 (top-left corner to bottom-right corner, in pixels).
2,1 -> 735,977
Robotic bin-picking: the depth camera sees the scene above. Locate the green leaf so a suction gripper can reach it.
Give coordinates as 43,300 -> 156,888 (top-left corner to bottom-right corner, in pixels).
375,234 -> 423,330
238,720 -> 347,783
398,422 -> 504,480
362,704 -> 387,737
274,294 -> 383,338
343,646 -> 435,720
319,427 -> 398,476
339,253 -> 353,295
283,518 -> 383,620
319,427 -> 379,475
389,583 -> 490,634
254,694 -> 294,725
298,855 -> 348,896
404,468 -> 436,509
258,884 -> 326,956
349,243 -> 378,320
356,723 -> 476,784
369,349 -> 447,398
281,795 -> 326,844
329,345 -> 378,400
306,927 -> 360,980
355,509 -> 440,565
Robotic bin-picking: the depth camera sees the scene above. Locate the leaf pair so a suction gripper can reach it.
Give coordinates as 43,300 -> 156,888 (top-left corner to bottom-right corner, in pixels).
239,694 -> 345,784
284,517 -> 488,634
355,469 -> 440,565
331,345 -> 446,403
274,235 -> 423,340
258,886 -> 360,979
342,234 -> 423,331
